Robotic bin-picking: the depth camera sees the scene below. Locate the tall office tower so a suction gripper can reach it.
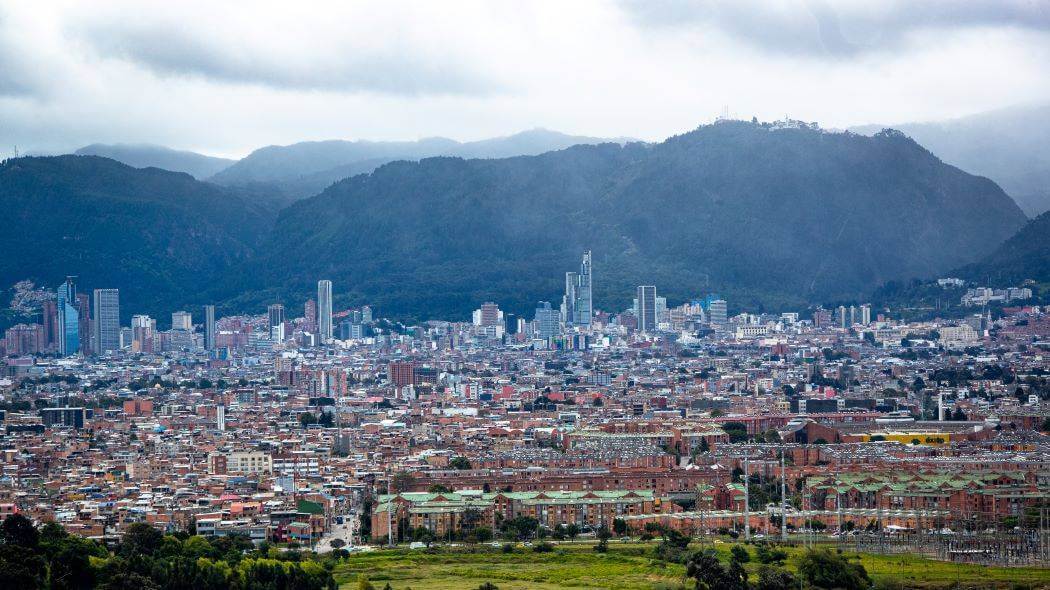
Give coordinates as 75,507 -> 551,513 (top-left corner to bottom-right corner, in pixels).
361,305 -> 373,323
92,289 -> 120,354
56,277 -> 79,356
171,310 -> 193,331
505,313 -> 518,335
268,304 -> 285,332
560,251 -> 593,327
848,305 -> 857,326
837,305 -> 847,329
131,314 -> 154,353
204,305 -> 216,350
317,280 -> 333,344
217,406 -> 226,432
636,285 -> 657,332
860,304 -> 872,326
41,299 -> 58,349
76,293 -> 92,355
576,251 -> 592,326
477,302 -> 501,327
304,299 -> 317,332
534,301 -> 559,340
708,299 -> 728,326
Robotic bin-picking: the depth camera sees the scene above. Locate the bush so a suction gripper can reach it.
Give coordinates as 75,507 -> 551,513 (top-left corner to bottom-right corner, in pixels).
501,543 -> 515,553
532,542 -> 554,553
730,544 -> 750,563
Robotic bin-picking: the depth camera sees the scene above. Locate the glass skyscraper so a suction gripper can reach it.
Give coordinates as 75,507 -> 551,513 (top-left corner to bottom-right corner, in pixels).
56,277 -> 79,356
561,250 -> 593,327
318,280 -> 333,344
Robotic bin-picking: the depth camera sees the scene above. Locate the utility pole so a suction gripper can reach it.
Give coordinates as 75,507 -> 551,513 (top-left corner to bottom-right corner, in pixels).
781,446 -> 787,542
744,457 -> 750,541
387,475 -> 393,547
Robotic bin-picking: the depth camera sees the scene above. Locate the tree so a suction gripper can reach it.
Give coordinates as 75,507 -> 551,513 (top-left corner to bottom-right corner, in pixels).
612,519 -> 627,536
755,565 -> 797,590
477,583 -> 499,590
566,523 -> 580,540
0,514 -> 39,548
755,543 -> 787,565
449,456 -> 472,470
391,472 -> 416,493
118,523 -> 164,558
411,527 -> 436,547
594,526 -> 612,553
796,548 -> 870,590
428,484 -> 451,494
686,549 -> 748,590
0,545 -> 47,590
330,539 -> 345,549
730,544 -> 750,563
299,412 -> 318,427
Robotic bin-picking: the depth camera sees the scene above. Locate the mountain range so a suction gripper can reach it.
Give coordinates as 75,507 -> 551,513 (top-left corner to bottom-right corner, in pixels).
852,103 -> 1050,216
74,143 -> 235,180
77,129 -> 633,206
5,119 -> 1033,323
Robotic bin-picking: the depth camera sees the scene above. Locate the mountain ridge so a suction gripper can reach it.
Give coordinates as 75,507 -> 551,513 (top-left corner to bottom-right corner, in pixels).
73,143 -> 235,180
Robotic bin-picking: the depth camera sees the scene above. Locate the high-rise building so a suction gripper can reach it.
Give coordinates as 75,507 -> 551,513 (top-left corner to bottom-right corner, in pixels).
636,286 -> 657,333
361,305 -> 373,323
317,280 -> 333,344
204,305 -> 216,350
268,303 -> 286,340
860,304 -> 872,326
837,305 -> 848,329
561,251 -> 593,327
92,289 -> 120,354
708,299 -> 728,326
475,302 -> 502,327
41,299 -> 57,350
76,293 -> 91,356
56,277 -> 79,356
304,299 -> 317,333
131,315 -> 155,353
534,301 -> 559,340
171,310 -> 193,331
4,324 -> 44,355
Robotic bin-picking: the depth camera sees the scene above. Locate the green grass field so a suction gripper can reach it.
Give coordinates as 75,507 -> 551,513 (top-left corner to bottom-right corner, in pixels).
333,541 -> 1050,590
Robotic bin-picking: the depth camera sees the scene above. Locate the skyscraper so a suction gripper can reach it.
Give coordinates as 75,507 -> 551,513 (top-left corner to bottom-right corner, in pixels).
534,301 -> 559,340
172,310 -> 193,331
92,289 -> 120,354
268,303 -> 286,341
304,299 -> 317,332
636,285 -> 656,333
318,280 -> 333,344
561,251 -> 593,327
76,293 -> 91,356
56,277 -> 79,356
860,304 -> 872,326
204,305 -> 216,350
708,299 -> 728,326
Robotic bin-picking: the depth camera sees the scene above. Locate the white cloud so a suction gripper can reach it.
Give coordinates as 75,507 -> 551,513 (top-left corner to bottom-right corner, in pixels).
1,0 -> 1048,158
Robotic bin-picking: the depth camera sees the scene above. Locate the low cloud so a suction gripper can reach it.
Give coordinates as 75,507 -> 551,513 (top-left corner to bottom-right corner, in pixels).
618,0 -> 1050,58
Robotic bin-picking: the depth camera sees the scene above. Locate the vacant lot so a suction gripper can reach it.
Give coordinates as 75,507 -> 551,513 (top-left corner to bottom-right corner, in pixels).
333,541 -> 1050,590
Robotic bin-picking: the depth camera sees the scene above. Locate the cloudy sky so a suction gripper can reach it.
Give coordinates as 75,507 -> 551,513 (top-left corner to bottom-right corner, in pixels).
2,0 -> 1049,158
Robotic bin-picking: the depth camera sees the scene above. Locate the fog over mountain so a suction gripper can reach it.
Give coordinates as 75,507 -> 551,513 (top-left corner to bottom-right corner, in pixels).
12,120 -> 1031,321
207,128 -> 634,202
73,143 -> 235,180
852,103 -> 1050,216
